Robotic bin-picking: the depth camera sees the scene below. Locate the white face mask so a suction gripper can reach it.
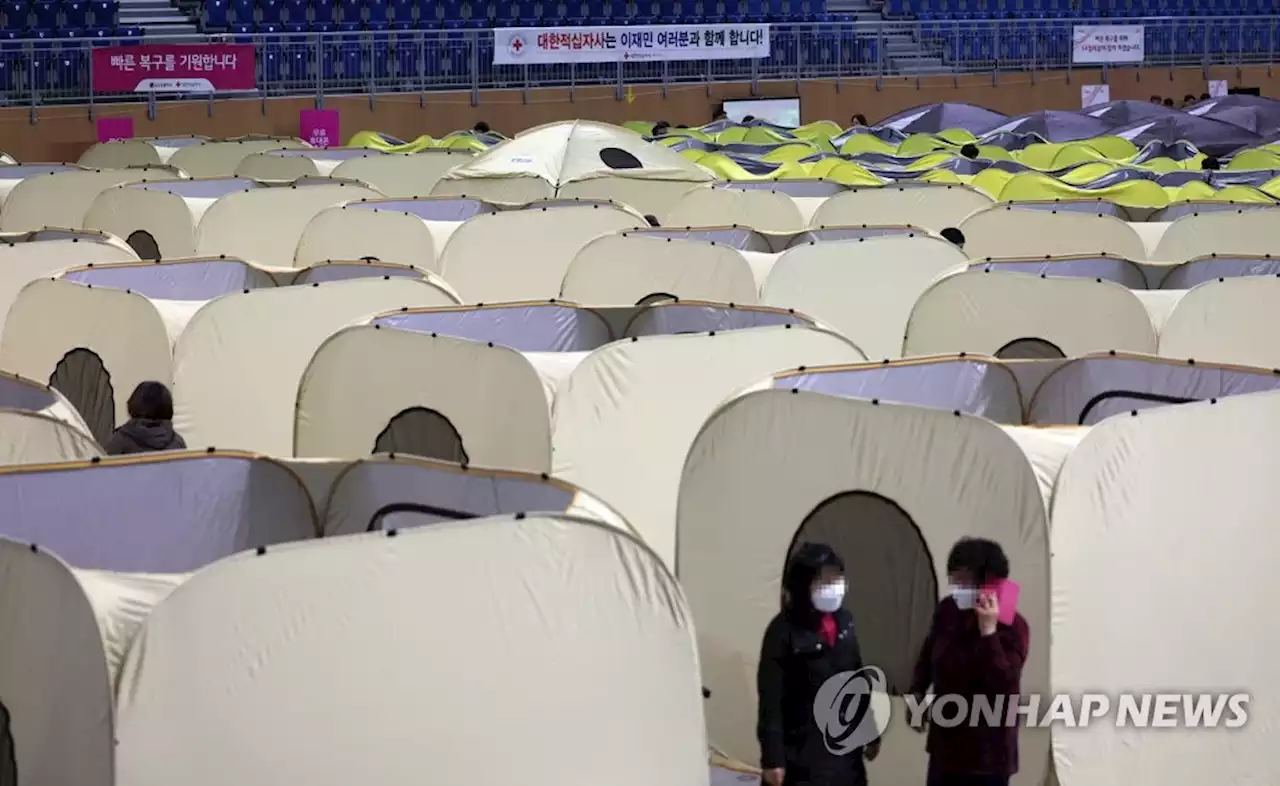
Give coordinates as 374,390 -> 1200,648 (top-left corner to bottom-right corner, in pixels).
811,581 -> 846,613
950,585 -> 978,610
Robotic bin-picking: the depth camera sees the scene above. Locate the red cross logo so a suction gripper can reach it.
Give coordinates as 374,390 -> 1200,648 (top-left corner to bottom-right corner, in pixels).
508,35 -> 526,57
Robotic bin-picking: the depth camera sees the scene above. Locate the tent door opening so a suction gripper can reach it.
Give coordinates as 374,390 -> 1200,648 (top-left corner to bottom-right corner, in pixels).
48,348 -> 115,445
126,230 -> 161,261
373,406 -> 469,465
787,490 -> 937,694
995,337 -> 1065,360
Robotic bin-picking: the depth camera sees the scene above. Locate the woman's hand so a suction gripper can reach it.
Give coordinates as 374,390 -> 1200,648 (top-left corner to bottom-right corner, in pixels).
976,592 -> 999,636
762,767 -> 785,786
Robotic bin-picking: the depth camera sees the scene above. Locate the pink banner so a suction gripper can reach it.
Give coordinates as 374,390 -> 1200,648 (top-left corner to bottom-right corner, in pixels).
300,109 -> 340,149
96,116 -> 135,143
91,44 -> 256,93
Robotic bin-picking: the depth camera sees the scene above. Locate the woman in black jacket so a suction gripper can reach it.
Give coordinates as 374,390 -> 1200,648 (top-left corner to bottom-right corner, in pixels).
757,543 -> 880,786
104,381 -> 186,456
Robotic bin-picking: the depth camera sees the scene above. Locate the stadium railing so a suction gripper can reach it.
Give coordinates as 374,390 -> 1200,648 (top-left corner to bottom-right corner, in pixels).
0,16 -> 1274,108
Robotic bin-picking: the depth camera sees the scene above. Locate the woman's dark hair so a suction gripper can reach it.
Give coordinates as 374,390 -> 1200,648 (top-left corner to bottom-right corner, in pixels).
472,121 -> 491,134
946,537 -> 1009,586
127,380 -> 174,421
783,542 -> 844,615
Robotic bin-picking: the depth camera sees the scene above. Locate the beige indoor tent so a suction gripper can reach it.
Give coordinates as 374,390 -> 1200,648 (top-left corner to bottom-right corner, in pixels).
77,136 -> 210,168
0,166 -> 185,233
193,179 -> 384,268
663,185 -> 816,235
0,163 -> 83,211
808,183 -> 993,232
436,202 -> 645,302
0,409 -> 101,465
677,389 -> 1074,786
166,136 -> 308,178
1052,391 -> 1280,786
173,277 -> 461,456
234,148 -> 384,180
433,119 -> 712,212
58,257 -> 277,300
761,235 -> 969,360
903,270 -> 1159,359
293,199 -> 463,272
1150,207 -> 1280,263
622,301 -> 817,338
958,205 -> 1148,261
114,514 -> 709,786
370,301 -> 614,352
1159,276 -> 1280,368
328,150 -> 475,197
296,326 -> 559,472
552,325 -> 868,567
562,234 -> 761,306
83,178 -> 262,260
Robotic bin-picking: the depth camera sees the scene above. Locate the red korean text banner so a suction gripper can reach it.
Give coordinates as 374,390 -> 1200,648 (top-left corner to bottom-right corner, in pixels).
92,43 -> 256,93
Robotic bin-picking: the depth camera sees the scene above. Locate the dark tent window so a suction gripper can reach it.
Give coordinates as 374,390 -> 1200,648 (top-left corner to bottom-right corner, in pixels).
599,147 -> 643,170
126,230 -> 160,261
0,700 -> 13,786
373,407 -> 469,464
48,348 -> 115,445
995,337 -> 1065,360
788,491 -> 936,695
636,292 -> 678,307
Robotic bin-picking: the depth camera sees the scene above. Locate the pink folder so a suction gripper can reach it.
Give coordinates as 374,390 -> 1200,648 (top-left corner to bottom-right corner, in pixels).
982,579 -> 1020,626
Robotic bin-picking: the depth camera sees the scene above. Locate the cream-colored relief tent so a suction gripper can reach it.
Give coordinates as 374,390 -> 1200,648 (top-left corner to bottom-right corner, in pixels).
663,185 -> 815,235
562,234 -> 760,306
173,277 -> 460,455
194,180 -> 384,268
0,410 -> 102,464
60,256 -> 275,300
623,301 -> 816,338
761,235 -> 970,360
1151,209 -> 1280,263
1052,392 -> 1280,786
330,150 -> 476,197
293,198 -> 478,271
296,326 -> 561,471
0,368 -> 93,431
114,514 -> 709,786
371,301 -> 614,352
1159,254 -> 1280,290
771,355 -> 1025,423
437,202 -> 645,302
83,178 -> 261,260
291,259 -> 442,285
0,163 -> 83,211
0,234 -> 140,340
433,120 -> 712,210
971,254 -> 1149,290
677,389 -> 1073,786
959,205 -> 1148,261
1026,352 -> 1280,425
319,454 -> 631,536
234,147 -> 384,180
167,136 -> 309,177
1159,276 -> 1280,368
0,166 -> 186,232
77,135 -> 210,168
0,279 -> 190,443
904,270 -> 1159,359
808,183 -> 993,232
0,452 -> 317,572
625,225 -> 773,251
552,326 -> 868,567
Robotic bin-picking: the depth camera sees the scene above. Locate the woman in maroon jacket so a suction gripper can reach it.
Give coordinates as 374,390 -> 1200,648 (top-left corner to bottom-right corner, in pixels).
909,537 -> 1029,786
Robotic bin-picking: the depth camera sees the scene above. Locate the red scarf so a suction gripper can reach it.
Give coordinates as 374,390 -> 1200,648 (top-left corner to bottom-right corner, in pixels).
819,613 -> 836,647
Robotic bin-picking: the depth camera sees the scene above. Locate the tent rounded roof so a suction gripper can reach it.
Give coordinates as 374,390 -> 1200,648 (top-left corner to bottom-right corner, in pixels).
442,120 -> 714,188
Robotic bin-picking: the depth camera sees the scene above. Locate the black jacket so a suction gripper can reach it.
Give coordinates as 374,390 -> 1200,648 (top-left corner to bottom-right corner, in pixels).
103,418 -> 186,456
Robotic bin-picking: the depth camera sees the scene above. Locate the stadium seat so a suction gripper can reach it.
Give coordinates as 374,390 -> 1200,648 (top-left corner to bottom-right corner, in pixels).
281,0 -> 305,21
368,0 -> 391,22
204,0 -> 231,29
338,0 -> 359,21
89,0 -> 116,26
230,0 -> 252,23
312,0 -> 337,22
0,1 -> 27,29
32,0 -> 57,29
260,0 -> 284,23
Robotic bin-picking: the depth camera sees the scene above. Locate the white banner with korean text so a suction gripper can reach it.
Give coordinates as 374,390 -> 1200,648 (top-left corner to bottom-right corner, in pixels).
493,24 -> 771,65
1072,24 -> 1145,63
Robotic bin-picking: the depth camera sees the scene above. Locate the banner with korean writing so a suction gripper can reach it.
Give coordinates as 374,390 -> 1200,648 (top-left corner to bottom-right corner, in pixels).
493,24 -> 770,65
1072,25 -> 1144,64
91,43 -> 256,93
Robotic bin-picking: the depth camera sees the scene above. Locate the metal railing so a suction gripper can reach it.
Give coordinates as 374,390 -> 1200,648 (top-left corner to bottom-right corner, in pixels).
0,16 -> 1275,108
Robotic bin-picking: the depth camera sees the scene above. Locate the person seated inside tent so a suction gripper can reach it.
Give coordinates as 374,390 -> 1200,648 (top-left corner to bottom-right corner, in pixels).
940,227 -> 965,249
1201,156 -> 1222,171
959,143 -> 981,160
1181,94 -> 1197,107
713,108 -> 728,122
758,543 -> 880,786
1163,97 -> 1175,108
105,381 -> 187,456
1150,94 -> 1163,104
851,113 -> 868,127
910,537 -> 1029,786
1200,92 -> 1210,100
651,120 -> 671,137
472,121 -> 492,134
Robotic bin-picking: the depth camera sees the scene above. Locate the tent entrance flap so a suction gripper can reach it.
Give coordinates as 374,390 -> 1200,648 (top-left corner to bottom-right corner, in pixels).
788,490 -> 937,695
995,337 -> 1066,360
126,230 -> 161,261
48,347 -> 114,444
373,406 -> 470,465
0,700 -> 14,786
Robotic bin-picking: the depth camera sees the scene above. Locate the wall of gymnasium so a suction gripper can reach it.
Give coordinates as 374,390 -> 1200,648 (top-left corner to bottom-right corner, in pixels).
0,64 -> 1275,162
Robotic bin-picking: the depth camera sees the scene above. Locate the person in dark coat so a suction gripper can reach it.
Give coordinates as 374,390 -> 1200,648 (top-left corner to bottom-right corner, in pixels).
757,543 -> 880,786
104,381 -> 186,455
909,537 -> 1029,786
